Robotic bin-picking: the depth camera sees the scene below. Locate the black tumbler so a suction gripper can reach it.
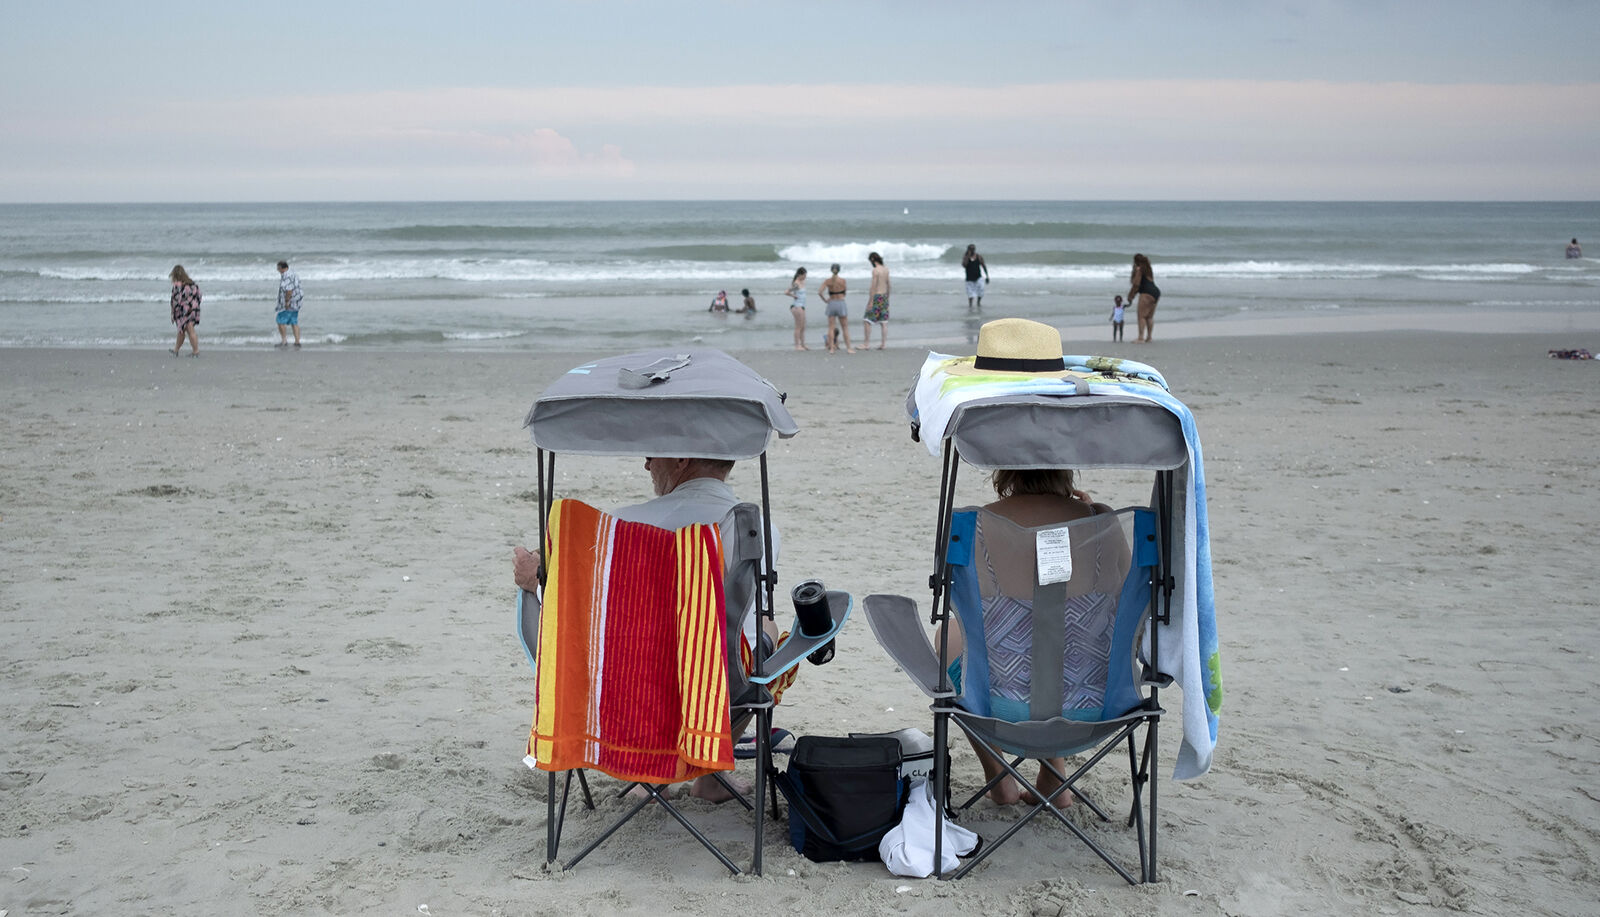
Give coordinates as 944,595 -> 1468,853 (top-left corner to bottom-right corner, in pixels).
791,580 -> 836,665
791,580 -> 832,637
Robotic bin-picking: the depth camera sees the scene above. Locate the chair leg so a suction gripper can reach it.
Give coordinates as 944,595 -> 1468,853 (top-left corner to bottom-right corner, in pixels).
1146,719 -> 1159,883
546,771 -> 560,864
932,707 -> 950,878
576,769 -> 596,810
752,708 -> 769,876
563,784 -> 743,875
947,719 -> 1144,885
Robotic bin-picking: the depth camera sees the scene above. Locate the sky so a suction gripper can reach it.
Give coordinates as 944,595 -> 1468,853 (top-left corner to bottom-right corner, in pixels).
1,0 -> 1597,202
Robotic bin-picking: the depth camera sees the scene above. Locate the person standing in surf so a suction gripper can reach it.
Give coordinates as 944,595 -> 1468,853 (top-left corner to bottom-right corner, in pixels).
818,263 -> 854,353
786,266 -> 809,350
862,252 -> 891,349
169,265 -> 201,357
1127,253 -> 1160,343
962,244 -> 989,311
275,260 -> 303,349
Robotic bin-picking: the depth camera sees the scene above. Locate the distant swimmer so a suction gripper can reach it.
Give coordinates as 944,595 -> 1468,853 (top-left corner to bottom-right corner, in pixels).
709,290 -> 729,312
1568,238 -> 1583,259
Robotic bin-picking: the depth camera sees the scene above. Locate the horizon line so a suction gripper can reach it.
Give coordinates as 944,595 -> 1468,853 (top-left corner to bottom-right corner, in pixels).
2,198 -> 1597,206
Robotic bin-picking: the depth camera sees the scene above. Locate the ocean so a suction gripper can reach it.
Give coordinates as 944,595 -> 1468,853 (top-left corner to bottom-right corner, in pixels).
0,200 -> 1595,351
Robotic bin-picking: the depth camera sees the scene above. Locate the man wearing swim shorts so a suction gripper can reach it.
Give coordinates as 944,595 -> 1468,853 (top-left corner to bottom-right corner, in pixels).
862,251 -> 891,349
275,260 -> 303,349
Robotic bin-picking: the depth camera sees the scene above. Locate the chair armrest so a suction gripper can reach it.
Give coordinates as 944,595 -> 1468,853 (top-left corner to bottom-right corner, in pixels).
516,588 -> 541,675
863,594 -> 953,699
751,590 -> 852,683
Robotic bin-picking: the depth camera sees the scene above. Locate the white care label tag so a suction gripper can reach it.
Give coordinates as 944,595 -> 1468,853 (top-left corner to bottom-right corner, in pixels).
1036,528 -> 1073,585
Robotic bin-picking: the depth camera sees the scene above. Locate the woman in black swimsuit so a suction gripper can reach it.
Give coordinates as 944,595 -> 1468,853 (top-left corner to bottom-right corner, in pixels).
1127,253 -> 1160,343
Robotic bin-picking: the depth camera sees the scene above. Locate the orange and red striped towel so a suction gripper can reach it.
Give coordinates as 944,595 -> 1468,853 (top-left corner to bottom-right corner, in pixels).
527,499 -> 734,783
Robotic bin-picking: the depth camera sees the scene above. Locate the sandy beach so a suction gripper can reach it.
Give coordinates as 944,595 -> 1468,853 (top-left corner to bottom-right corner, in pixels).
3,325 -> 1598,916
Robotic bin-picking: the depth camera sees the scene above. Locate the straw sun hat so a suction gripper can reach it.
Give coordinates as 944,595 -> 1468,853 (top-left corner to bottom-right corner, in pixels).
944,317 -> 1074,377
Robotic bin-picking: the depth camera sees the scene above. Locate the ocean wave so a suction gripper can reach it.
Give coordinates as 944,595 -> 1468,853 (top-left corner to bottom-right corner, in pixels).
1159,260 -> 1540,278
0,331 -> 349,347
776,241 -> 948,264
1469,299 -> 1597,307
611,244 -> 782,263
16,254 -> 1551,288
31,261 -> 555,283
441,329 -> 530,341
0,290 -> 299,304
365,224 -> 585,242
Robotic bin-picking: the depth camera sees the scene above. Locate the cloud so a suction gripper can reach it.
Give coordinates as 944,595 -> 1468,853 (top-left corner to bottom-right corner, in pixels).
385,127 -> 635,177
1,79 -> 1596,199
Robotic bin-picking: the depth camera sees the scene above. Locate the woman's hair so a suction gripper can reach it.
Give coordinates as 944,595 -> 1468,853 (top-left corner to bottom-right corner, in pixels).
169,265 -> 194,285
868,252 -> 882,266
1132,253 -> 1152,278
740,288 -> 750,297
792,267 -> 807,281
991,468 -> 1076,499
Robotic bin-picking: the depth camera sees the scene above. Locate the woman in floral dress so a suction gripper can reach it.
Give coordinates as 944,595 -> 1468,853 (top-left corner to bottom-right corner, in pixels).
169,265 -> 201,356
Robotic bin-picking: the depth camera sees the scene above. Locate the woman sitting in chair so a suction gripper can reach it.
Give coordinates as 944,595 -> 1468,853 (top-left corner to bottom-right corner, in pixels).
942,467 -> 1130,806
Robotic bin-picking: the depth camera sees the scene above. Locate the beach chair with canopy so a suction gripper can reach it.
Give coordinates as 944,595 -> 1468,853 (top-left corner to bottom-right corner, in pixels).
863,349 -> 1219,882
515,348 -> 850,876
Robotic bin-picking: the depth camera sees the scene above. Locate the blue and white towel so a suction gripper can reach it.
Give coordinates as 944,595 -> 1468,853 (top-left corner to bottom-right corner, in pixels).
910,352 -> 1220,780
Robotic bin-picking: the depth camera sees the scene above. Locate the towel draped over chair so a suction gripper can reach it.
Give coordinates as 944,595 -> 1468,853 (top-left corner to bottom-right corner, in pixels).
528,499 -> 735,784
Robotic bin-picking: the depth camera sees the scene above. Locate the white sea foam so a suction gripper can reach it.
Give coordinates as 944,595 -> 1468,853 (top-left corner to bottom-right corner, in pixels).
1160,260 -> 1540,277
33,260 -> 552,284
0,291 -> 316,304
441,330 -> 529,340
16,256 -> 1548,289
775,241 -> 948,264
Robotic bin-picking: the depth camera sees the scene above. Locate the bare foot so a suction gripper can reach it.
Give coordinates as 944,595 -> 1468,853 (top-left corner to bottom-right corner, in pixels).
626,783 -> 674,801
985,775 -> 1025,806
688,774 -> 751,803
877,345 -> 885,350
1021,765 -> 1074,807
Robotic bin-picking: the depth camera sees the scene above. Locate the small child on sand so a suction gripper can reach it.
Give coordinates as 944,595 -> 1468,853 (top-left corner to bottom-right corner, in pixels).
1111,295 -> 1126,342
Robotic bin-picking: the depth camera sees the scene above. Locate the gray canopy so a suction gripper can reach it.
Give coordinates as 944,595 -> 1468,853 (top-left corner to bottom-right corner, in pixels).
526,348 -> 798,459
908,390 -> 1188,472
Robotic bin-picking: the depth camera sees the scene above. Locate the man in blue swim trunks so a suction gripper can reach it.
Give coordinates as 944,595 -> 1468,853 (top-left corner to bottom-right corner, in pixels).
275,260 -> 303,349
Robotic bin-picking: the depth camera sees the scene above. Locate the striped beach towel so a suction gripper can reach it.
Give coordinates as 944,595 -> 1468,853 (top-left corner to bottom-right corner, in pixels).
527,499 -> 734,783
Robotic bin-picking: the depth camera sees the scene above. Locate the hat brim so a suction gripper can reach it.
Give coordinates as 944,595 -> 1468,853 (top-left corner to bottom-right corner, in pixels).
938,355 -> 1087,380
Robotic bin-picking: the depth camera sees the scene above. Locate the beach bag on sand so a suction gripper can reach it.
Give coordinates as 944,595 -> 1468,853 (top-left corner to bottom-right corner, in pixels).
774,735 -> 908,862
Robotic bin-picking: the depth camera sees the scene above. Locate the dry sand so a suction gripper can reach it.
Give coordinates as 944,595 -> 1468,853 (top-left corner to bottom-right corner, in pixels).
2,328 -> 1598,916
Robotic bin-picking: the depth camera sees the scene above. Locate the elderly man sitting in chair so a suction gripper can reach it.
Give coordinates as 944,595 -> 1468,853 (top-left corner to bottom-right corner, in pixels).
512,455 -> 779,802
